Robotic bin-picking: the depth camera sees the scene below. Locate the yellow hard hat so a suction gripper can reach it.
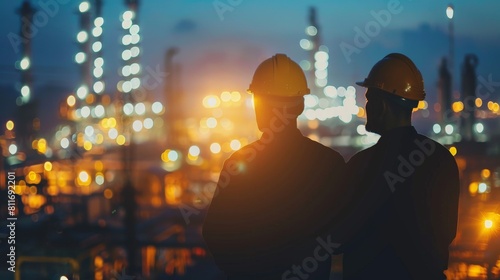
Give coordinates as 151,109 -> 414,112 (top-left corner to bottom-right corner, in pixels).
356,53 -> 426,101
248,54 -> 310,97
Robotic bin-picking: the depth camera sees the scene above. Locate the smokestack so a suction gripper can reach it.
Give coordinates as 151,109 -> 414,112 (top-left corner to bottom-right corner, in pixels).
438,57 -> 452,125
16,0 -> 38,151
460,54 -> 479,141
164,48 -> 177,145
17,0 -> 35,104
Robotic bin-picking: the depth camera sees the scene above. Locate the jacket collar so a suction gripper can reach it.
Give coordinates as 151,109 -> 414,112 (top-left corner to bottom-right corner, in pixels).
377,126 -> 417,146
261,126 -> 303,141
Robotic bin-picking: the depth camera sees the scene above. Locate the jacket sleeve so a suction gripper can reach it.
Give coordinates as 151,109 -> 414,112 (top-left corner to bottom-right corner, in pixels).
428,153 -> 460,265
323,151 -> 348,229
202,157 -> 251,268
310,150 -> 347,239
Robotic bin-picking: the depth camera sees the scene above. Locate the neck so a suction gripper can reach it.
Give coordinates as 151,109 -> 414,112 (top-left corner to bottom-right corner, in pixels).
259,119 -> 298,134
380,121 -> 412,135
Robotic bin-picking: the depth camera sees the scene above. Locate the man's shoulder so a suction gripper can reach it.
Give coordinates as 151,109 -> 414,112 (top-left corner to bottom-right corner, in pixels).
414,134 -> 453,156
347,144 -> 377,165
413,133 -> 457,167
230,135 -> 344,162
225,141 -> 259,162
300,135 -> 345,161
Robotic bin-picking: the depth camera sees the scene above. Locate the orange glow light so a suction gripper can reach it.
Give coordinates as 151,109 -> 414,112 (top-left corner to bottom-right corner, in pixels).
481,169 -> 491,179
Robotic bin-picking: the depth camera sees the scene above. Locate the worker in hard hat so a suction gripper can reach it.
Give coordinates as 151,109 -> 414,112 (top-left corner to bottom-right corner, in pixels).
329,53 -> 460,279
202,54 -> 346,279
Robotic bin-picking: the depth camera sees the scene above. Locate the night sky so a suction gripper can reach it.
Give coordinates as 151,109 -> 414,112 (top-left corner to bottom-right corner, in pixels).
1,0 -> 499,133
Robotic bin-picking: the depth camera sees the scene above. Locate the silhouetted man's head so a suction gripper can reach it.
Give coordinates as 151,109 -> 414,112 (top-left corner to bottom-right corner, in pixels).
253,95 -> 304,132
248,54 -> 309,132
357,53 -> 425,135
365,88 -> 414,134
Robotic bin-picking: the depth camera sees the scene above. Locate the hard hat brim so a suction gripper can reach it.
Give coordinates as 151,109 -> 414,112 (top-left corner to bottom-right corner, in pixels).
355,81 -> 367,87
355,53 -> 426,101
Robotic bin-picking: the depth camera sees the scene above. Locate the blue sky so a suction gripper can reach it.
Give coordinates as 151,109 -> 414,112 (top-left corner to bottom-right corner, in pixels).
1,0 -> 499,130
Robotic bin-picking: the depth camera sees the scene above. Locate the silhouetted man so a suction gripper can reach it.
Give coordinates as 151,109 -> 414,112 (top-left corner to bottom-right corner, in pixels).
202,54 -> 346,279
331,53 -> 460,279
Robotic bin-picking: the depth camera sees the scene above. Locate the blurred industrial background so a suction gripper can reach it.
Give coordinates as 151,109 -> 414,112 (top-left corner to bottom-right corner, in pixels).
0,1 -> 499,279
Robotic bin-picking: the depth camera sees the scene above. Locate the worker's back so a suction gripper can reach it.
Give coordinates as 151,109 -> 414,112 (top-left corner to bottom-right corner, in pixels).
342,126 -> 459,280
203,127 -> 346,279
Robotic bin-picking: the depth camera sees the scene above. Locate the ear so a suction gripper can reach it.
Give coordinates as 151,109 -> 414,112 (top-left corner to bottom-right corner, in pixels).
379,99 -> 390,120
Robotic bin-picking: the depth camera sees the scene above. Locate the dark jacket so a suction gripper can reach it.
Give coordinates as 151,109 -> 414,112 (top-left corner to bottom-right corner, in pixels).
203,127 -> 346,279
333,126 -> 460,280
